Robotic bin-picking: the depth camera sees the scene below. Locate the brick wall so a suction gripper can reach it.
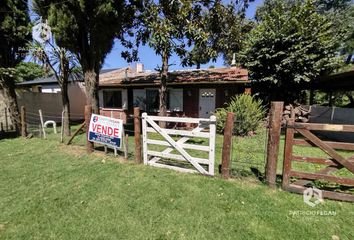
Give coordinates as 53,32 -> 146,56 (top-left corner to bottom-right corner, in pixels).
99,108 -> 128,124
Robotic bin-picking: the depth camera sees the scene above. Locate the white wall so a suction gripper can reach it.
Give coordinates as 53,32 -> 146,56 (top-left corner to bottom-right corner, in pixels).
16,82 -> 86,124
41,84 -> 61,93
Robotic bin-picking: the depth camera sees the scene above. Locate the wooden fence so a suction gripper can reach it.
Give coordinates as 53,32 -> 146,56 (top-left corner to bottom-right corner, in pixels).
282,120 -> 354,202
142,113 -> 216,175
259,103 -> 354,202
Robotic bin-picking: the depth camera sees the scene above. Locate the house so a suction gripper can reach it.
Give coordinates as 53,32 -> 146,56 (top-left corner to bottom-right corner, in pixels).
15,68 -> 119,123
302,68 -> 354,106
98,64 -> 249,123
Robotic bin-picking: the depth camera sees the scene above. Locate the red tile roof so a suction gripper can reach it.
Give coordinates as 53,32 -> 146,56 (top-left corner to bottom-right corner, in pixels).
99,67 -> 249,87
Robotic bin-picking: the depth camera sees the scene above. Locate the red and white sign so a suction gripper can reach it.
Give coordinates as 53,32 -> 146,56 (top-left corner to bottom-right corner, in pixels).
88,114 -> 123,148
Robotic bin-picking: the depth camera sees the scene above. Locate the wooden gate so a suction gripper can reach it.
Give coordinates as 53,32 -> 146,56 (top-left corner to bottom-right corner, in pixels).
282,118 -> 354,201
142,113 -> 216,175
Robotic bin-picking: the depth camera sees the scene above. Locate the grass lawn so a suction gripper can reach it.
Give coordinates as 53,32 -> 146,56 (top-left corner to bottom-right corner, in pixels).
0,134 -> 353,239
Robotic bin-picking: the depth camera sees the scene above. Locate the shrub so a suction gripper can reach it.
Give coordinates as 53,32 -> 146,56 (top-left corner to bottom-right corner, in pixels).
215,94 -> 265,136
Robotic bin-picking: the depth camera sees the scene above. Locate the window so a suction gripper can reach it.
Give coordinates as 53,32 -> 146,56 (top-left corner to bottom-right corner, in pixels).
133,89 -> 146,110
132,88 -> 183,112
146,89 -> 159,112
103,90 -> 122,108
169,89 -> 183,111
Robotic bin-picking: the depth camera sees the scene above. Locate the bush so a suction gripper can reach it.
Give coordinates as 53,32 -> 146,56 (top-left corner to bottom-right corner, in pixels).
215,94 -> 265,136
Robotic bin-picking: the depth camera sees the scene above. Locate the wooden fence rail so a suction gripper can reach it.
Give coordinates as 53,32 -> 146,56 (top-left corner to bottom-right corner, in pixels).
282,120 -> 354,202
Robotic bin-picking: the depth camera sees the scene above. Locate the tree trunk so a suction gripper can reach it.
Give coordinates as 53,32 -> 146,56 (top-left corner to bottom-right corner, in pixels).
196,62 -> 201,69
61,81 -> 71,136
159,51 -> 168,116
159,51 -> 169,128
84,68 -> 100,114
0,74 -> 20,133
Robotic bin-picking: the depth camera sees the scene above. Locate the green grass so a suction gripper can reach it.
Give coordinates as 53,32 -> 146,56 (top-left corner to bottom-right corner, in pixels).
0,135 -> 354,239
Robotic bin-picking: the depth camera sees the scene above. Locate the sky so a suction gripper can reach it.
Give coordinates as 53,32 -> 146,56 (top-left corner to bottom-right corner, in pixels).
102,0 -> 264,71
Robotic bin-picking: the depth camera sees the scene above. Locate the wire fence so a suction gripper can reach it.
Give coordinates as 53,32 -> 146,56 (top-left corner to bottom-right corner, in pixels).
230,120 -> 269,179
0,107 -> 14,132
1,107 -> 270,177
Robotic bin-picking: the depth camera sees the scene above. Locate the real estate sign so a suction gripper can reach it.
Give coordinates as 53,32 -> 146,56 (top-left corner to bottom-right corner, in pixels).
88,114 -> 123,148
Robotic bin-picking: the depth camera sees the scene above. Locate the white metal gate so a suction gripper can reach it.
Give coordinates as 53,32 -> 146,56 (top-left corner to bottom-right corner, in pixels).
142,113 -> 216,175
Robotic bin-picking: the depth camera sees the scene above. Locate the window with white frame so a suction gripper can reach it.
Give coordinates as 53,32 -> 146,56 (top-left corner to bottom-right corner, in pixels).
133,88 -> 183,112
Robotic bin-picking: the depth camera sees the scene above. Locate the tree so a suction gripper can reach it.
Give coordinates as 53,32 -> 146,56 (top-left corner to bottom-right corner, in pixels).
0,0 -> 32,132
316,0 -> 354,65
15,62 -> 45,82
33,0 -> 135,113
208,2 -> 254,65
30,41 -> 79,136
241,0 -> 342,103
342,5 -> 354,64
137,0 -> 211,117
182,1 -> 254,68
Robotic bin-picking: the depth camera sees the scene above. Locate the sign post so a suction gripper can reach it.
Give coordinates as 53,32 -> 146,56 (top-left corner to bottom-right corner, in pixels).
88,114 -> 124,149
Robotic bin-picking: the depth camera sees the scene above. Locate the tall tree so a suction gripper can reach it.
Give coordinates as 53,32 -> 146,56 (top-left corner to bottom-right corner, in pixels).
137,0 -> 210,117
241,0 -> 342,103
342,5 -> 354,64
33,0 -> 135,113
30,41 -> 79,136
0,0 -> 32,132
182,0 -> 254,68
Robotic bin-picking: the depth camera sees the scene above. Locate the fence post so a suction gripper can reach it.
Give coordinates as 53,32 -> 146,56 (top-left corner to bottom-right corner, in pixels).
134,107 -> 142,164
21,106 -> 27,137
265,101 -> 284,188
4,108 -> 8,131
282,118 -> 294,189
124,133 -> 129,160
221,112 -> 234,179
85,105 -> 94,153
39,109 -> 46,139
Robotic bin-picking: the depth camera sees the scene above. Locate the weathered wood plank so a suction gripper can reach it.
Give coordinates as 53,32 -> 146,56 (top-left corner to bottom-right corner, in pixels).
296,128 -> 354,174
290,170 -> 354,186
292,155 -> 338,166
265,101 -> 284,188
134,107 -> 142,164
282,118 -> 295,189
66,122 -> 85,145
285,184 -> 354,202
294,123 -> 354,132
293,138 -> 354,151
